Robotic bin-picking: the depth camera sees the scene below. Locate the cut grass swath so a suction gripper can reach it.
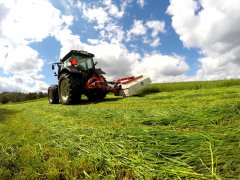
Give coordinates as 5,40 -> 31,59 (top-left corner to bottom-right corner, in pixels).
0,81 -> 240,178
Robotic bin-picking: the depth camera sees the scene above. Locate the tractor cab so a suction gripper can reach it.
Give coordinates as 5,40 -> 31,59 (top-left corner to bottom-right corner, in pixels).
73,55 -> 95,71
60,50 -> 95,73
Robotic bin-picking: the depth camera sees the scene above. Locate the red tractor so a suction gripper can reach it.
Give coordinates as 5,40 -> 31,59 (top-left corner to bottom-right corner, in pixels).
48,50 -> 151,105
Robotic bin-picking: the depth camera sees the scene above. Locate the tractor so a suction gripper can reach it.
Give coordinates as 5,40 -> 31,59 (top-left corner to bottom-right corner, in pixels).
48,50 -> 151,105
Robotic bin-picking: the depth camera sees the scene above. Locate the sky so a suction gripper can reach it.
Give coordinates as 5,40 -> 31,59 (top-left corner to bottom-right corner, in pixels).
0,0 -> 240,92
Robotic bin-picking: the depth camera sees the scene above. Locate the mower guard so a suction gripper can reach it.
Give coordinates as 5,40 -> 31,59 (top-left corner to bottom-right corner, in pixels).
115,75 -> 151,97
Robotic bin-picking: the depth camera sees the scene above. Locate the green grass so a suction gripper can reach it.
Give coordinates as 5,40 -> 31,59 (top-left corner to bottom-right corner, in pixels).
1,81 -> 240,179
140,79 -> 240,94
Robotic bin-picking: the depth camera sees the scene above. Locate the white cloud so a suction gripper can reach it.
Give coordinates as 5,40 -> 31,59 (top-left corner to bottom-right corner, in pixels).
0,0 -> 194,93
78,2 -> 110,29
87,39 -> 100,45
76,1 -> 165,48
0,76 -> 49,93
77,1 -> 127,43
54,25 -> 189,83
103,0 -> 125,18
150,38 -> 160,47
167,0 -> 240,80
0,45 -> 44,77
0,0 -> 73,92
143,36 -> 161,47
196,52 -> 240,80
52,28 -> 135,81
49,1 -> 188,84
127,19 -> 165,47
100,23 -> 125,43
82,42 -> 189,83
54,28 -> 84,58
0,76 -> 29,92
127,20 -> 147,41
1,0 -> 68,44
137,0 -> 145,8
128,20 -> 147,36
0,3 -> 9,37
32,80 -> 49,92
146,20 -> 165,38
133,53 -> 189,82
84,42 -> 139,80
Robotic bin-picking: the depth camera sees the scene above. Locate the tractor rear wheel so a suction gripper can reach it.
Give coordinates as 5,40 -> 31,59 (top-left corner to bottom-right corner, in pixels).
48,85 -> 59,104
59,73 -> 81,105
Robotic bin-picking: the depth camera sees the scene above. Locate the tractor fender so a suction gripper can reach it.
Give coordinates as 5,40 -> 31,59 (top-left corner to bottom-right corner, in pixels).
95,68 -> 106,75
86,74 -> 106,87
59,67 -> 81,78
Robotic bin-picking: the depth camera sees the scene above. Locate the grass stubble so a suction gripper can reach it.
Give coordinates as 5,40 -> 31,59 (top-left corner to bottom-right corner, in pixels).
0,80 -> 240,179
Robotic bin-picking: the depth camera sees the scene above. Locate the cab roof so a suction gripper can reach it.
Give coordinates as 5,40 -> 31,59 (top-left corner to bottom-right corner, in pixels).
60,50 -> 95,62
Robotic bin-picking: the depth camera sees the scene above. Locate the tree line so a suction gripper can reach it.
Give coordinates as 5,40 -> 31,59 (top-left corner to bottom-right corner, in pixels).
0,92 -> 48,104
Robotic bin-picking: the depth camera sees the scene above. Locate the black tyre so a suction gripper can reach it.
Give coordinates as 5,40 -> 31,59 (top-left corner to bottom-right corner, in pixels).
48,85 -> 59,104
59,73 -> 81,105
86,90 -> 107,101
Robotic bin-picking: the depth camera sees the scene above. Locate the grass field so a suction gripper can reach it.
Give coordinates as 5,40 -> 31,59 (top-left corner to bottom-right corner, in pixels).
0,80 -> 240,179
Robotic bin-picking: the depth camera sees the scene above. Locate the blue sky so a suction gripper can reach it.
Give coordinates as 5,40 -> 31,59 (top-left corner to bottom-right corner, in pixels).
0,0 -> 240,92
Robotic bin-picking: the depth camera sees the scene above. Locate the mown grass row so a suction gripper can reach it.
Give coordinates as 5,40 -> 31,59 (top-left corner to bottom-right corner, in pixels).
0,83 -> 240,179
141,79 -> 240,94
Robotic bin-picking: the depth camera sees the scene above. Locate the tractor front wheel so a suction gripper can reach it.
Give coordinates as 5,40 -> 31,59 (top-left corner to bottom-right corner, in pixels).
59,73 -> 81,105
48,85 -> 59,104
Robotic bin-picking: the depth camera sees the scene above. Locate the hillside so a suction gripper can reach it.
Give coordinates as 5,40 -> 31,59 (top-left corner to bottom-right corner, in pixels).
0,83 -> 240,179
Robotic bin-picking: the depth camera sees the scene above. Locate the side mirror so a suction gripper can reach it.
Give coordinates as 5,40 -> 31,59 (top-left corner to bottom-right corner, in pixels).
52,64 -> 55,70
94,61 -> 98,66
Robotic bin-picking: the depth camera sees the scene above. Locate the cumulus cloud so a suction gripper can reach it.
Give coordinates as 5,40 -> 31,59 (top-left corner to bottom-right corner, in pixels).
0,3 -> 9,36
0,0 -> 192,93
77,1 -> 127,44
167,0 -> 240,80
0,76 -> 48,93
50,1 -> 184,83
103,0 -> 128,18
137,0 -> 145,8
54,28 -> 84,58
54,23 -> 189,83
146,20 -> 165,38
0,45 -> 44,77
133,53 -> 189,82
59,34 -> 189,83
77,1 -> 129,28
84,42 -> 139,80
149,38 -> 161,47
0,0 -> 73,92
1,0 -> 68,44
80,5 -> 110,29
128,20 -> 147,38
82,42 -> 189,83
0,76 -> 29,92
127,19 -> 165,47
74,1 -> 165,48
99,23 -> 125,43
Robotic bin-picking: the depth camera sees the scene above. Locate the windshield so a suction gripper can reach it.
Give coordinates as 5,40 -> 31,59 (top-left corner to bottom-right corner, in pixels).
74,55 -> 94,70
